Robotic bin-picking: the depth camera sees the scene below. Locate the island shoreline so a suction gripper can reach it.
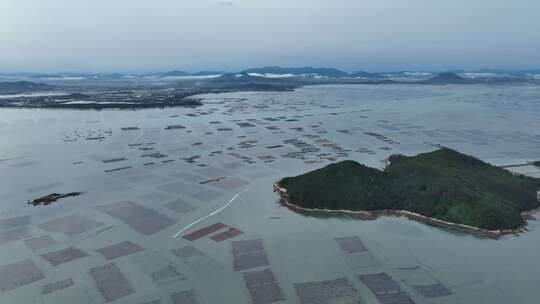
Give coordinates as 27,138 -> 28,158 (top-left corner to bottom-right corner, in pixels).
273,182 -> 537,240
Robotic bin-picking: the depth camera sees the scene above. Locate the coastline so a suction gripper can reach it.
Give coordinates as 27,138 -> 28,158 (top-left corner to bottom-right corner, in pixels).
273,182 -> 537,240
0,98 -> 203,110
3,78 -> 535,110
0,86 -> 294,110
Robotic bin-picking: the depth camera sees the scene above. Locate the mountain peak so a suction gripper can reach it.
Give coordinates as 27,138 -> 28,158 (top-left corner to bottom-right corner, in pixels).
423,72 -> 475,84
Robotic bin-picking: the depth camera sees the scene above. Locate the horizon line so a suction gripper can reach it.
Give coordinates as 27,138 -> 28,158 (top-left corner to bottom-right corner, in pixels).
2,66 -> 540,76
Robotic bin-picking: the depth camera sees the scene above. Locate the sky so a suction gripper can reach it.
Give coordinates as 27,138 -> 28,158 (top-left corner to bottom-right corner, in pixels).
1,0 -> 539,73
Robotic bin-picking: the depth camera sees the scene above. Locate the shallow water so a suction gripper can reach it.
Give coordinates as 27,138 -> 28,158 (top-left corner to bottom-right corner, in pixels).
1,84 -> 540,304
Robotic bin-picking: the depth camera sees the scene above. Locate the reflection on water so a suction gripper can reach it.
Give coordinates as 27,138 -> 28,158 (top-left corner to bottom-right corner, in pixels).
1,84 -> 540,303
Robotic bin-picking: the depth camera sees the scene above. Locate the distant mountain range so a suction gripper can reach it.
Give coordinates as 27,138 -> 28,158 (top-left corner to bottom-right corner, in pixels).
241,66 -> 388,79
242,66 -> 351,78
1,66 -> 539,94
158,70 -> 226,77
1,69 -> 539,104
200,72 -> 297,91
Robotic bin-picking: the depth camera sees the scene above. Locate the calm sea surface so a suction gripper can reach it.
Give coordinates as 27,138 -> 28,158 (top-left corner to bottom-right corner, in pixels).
1,84 -> 540,303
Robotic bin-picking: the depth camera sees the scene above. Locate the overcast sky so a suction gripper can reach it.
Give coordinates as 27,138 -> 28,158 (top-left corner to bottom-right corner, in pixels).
1,0 -> 539,73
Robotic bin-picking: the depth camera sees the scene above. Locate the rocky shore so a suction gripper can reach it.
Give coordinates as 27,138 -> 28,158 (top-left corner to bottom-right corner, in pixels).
273,182 -> 536,240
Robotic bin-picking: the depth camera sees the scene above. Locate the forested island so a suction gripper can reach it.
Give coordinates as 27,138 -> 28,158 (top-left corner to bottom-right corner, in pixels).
275,148 -> 540,237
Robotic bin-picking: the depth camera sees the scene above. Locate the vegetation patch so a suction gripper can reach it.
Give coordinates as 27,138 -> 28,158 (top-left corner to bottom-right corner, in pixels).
279,148 -> 540,231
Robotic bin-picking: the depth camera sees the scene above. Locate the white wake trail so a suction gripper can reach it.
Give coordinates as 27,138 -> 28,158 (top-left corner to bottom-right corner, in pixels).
172,188 -> 248,239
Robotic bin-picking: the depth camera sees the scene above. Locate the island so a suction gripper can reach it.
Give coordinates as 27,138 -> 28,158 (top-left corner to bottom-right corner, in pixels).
419,72 -> 478,84
27,192 -> 82,206
275,148 -> 540,238
0,89 -> 205,109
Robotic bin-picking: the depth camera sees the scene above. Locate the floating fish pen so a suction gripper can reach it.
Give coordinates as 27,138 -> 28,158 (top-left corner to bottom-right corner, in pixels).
165,124 -> 185,130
